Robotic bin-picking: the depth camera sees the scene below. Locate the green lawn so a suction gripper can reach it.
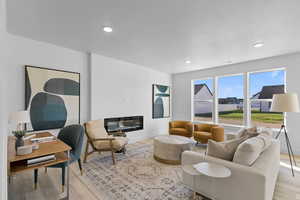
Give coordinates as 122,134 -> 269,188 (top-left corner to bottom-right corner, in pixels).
219,110 -> 283,124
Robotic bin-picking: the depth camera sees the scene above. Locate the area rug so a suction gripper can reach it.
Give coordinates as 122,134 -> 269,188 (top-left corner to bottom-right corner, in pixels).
72,140 -> 300,200
72,140 -> 199,200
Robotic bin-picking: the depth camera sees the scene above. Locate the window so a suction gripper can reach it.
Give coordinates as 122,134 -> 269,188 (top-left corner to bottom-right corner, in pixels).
218,75 -> 244,126
250,70 -> 285,128
193,79 -> 213,122
192,68 -> 286,128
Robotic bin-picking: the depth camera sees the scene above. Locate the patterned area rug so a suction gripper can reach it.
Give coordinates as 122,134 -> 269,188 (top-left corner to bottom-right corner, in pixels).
73,140 -> 197,200
72,140 -> 300,200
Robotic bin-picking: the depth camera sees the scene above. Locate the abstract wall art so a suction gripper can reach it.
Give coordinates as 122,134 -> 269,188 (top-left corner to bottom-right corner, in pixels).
152,84 -> 170,119
25,66 -> 80,131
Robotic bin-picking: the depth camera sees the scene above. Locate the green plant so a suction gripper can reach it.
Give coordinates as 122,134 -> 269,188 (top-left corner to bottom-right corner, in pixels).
12,130 -> 26,138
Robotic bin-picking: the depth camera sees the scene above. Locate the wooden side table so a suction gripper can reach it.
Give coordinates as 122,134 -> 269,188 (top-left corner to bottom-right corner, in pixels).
8,132 -> 72,199
182,162 -> 231,200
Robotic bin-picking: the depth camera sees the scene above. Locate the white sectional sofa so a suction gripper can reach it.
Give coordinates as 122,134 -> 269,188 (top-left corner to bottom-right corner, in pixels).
182,139 -> 280,200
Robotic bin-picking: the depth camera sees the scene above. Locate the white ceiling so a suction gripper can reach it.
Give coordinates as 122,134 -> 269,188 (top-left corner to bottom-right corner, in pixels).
7,0 -> 300,74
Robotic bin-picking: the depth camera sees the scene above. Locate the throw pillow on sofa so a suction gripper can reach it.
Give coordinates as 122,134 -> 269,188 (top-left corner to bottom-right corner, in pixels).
233,133 -> 272,166
257,127 -> 274,137
207,136 -> 247,161
237,127 -> 258,138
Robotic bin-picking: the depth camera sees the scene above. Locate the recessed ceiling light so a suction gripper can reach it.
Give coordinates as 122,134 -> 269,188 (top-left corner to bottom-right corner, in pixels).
103,26 -> 113,33
185,60 -> 191,64
253,42 -> 264,48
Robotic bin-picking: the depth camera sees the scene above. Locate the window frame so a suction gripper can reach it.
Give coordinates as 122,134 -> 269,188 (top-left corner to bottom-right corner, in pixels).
248,68 -> 286,128
191,68 -> 286,129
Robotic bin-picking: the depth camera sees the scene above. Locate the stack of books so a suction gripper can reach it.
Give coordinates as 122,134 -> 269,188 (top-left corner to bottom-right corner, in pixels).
27,154 -> 56,166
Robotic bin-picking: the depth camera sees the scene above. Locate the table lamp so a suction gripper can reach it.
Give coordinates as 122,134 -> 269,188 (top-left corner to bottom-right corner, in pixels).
9,111 -> 31,131
271,93 -> 299,177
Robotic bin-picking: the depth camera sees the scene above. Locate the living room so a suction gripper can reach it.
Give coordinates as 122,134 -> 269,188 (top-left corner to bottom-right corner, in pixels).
1,0 -> 300,200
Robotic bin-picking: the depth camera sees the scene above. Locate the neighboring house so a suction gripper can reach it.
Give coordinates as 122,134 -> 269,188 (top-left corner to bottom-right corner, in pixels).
251,85 -> 284,112
194,84 -> 213,115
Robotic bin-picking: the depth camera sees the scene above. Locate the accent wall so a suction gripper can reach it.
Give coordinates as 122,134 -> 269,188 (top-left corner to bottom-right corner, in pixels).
90,53 -> 171,143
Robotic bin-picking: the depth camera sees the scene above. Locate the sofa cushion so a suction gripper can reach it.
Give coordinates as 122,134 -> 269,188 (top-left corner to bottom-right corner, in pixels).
233,133 -> 272,166
237,127 -> 258,138
207,137 -> 247,161
170,128 -> 188,134
85,119 -> 109,139
194,131 -> 212,139
94,137 -> 128,151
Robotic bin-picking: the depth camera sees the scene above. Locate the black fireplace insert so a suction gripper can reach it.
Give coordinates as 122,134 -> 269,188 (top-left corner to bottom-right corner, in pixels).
104,116 -> 143,133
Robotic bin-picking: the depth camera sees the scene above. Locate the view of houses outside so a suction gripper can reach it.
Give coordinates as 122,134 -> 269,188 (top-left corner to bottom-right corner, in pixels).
193,69 -> 285,128
218,74 -> 244,125
193,79 -> 213,122
250,70 -> 285,128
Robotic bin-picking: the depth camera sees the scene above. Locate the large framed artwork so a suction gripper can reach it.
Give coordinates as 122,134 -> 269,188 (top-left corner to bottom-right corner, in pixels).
25,66 -> 80,131
152,84 -> 170,119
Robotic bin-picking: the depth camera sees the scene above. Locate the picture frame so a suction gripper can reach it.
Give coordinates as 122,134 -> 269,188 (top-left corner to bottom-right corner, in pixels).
152,84 -> 170,119
25,65 -> 80,131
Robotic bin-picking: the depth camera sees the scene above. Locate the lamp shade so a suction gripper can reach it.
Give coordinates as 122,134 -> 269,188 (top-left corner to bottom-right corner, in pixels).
9,111 -> 31,124
270,93 -> 300,112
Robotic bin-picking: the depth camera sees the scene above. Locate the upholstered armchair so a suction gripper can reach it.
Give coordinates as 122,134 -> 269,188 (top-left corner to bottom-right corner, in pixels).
193,123 -> 224,144
84,120 -> 128,165
34,124 -> 84,192
169,121 -> 193,138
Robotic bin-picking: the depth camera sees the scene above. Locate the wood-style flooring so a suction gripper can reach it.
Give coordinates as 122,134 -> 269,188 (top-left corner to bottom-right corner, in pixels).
8,154 -> 300,200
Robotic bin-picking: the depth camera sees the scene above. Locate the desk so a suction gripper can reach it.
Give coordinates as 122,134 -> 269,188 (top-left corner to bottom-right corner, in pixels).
8,132 -> 72,199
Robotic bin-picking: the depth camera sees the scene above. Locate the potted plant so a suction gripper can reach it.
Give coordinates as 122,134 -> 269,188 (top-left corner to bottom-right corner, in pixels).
12,130 -> 26,150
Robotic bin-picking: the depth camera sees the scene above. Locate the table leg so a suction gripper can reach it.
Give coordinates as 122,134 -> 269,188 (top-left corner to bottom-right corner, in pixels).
193,192 -> 212,200
67,150 -> 70,200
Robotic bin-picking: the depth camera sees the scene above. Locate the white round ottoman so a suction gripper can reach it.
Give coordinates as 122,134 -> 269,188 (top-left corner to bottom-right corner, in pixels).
153,135 -> 194,165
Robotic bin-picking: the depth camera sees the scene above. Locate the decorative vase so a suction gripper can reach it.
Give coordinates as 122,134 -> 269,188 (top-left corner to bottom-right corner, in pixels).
15,137 -> 24,150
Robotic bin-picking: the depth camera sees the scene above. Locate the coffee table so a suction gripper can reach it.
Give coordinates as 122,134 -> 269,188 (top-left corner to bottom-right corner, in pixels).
182,162 -> 231,200
153,135 -> 193,165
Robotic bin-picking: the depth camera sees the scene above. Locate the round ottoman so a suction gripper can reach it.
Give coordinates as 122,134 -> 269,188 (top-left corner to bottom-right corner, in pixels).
153,135 -> 193,165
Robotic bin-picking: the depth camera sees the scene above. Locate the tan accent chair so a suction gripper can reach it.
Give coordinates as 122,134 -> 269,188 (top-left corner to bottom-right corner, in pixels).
84,120 -> 128,165
169,121 -> 193,138
193,124 -> 224,144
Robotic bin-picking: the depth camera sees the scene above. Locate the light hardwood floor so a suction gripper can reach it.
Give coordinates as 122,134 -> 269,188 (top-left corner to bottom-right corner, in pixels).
8,154 -> 300,200
8,165 -> 98,200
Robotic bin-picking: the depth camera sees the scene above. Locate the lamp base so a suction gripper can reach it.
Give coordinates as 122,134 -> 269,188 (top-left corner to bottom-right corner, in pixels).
276,124 -> 297,177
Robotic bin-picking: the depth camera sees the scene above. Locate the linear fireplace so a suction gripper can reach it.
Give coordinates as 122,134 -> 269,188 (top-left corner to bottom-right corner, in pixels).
104,116 -> 143,133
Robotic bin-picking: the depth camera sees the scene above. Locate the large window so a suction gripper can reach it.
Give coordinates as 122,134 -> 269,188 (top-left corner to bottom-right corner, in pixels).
192,68 -> 286,129
193,79 -> 213,122
250,70 -> 285,128
218,75 -> 244,126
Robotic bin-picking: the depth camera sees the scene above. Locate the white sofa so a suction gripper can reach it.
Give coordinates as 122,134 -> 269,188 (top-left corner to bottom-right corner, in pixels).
182,139 -> 280,200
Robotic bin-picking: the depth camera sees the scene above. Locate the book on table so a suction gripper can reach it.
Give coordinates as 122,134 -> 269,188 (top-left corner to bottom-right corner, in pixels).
27,154 -> 56,166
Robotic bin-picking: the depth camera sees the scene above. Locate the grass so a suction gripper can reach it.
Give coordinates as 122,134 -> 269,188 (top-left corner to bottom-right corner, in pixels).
218,110 -> 283,124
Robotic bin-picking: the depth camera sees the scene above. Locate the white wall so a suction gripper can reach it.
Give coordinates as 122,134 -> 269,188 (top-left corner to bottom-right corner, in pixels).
3,34 -> 90,134
0,0 -> 8,199
0,9 -> 89,199
172,52 -> 300,154
91,53 -> 171,143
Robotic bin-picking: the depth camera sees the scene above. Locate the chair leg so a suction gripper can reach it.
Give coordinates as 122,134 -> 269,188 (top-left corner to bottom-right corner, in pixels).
61,167 -> 65,193
45,167 -> 47,173
78,159 -> 83,175
34,169 -> 38,190
83,141 -> 89,163
111,150 -> 116,165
